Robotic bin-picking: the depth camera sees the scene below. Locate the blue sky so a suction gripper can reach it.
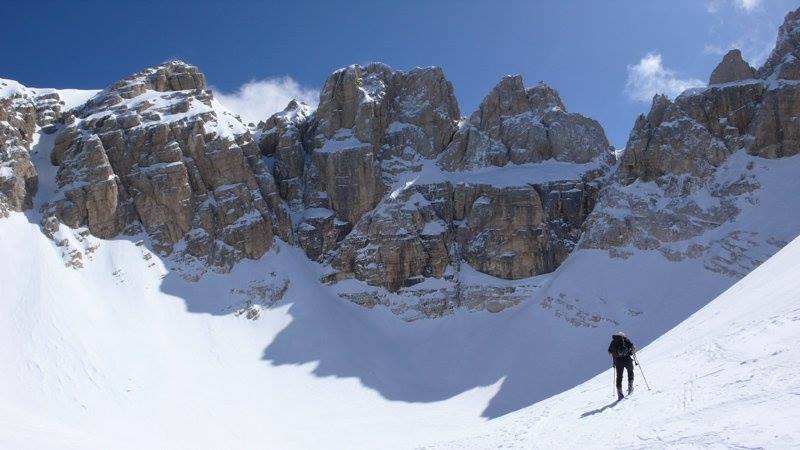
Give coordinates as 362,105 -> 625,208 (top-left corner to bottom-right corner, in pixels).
1,0 -> 796,147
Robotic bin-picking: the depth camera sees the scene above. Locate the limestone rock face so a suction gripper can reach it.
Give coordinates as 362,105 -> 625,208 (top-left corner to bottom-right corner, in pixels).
317,74 -> 608,317
44,61 -> 291,270
313,63 -> 459,156
0,79 -> 68,214
758,8 -> 800,80
247,65 -> 612,318
440,76 -> 613,170
709,49 -> 756,85
621,32 -> 800,185
0,87 -> 38,213
258,63 -> 461,260
331,178 -> 599,291
257,100 -> 311,206
302,63 -> 460,228
749,83 -> 800,158
618,94 -> 732,182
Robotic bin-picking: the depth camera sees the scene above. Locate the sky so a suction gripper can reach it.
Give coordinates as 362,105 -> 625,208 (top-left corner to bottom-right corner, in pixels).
1,0 -> 796,148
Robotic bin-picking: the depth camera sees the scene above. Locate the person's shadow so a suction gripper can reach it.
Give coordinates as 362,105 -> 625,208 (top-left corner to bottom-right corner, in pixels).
580,400 -> 620,418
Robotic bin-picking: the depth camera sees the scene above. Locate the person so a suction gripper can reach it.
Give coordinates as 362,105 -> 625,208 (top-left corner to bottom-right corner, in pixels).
608,331 -> 635,400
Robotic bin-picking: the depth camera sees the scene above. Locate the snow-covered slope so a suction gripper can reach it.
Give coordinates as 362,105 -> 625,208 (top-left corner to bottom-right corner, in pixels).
423,234 -> 800,449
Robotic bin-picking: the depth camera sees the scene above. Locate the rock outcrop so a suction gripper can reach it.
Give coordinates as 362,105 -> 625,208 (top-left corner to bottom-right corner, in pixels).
620,18 -> 800,185
0,85 -> 38,214
709,49 -> 756,85
0,80 -> 68,215
249,67 -> 612,318
758,7 -> 800,80
256,63 -> 462,260
302,63 -> 460,226
300,73 -> 610,318
43,61 -> 291,270
256,100 -> 311,206
330,177 -> 600,292
440,76 -> 613,170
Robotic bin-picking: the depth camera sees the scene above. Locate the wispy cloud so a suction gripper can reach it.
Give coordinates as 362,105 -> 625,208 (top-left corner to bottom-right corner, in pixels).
624,53 -> 705,102
213,77 -> 319,125
707,0 -> 762,13
703,38 -> 773,67
735,0 -> 762,11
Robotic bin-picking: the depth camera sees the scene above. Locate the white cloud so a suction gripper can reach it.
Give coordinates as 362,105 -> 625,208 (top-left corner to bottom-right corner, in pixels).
707,0 -> 762,13
625,53 -> 705,102
213,77 -> 319,125
735,0 -> 762,11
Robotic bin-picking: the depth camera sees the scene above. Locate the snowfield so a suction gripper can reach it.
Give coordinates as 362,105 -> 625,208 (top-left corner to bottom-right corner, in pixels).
423,235 -> 800,449
2,188 -> 799,449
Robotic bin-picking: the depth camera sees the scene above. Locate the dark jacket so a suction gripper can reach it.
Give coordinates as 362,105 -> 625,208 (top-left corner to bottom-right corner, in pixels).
608,335 -> 635,363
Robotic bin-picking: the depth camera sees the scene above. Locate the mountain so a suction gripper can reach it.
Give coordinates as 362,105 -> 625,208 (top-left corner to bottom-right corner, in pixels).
1,6 -> 800,450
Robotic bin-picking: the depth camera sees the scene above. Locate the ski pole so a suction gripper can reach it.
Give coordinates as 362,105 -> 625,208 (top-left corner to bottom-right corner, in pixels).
612,364 -> 615,399
611,358 -> 617,399
633,353 -> 651,391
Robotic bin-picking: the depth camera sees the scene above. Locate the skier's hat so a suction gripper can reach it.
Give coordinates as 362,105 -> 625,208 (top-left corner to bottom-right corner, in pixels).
613,331 -> 626,337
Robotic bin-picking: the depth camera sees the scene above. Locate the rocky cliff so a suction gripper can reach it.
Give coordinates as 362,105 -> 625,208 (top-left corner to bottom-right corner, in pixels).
39,61 -> 292,272
3,7 -> 800,321
0,80 -> 65,214
249,65 -> 613,318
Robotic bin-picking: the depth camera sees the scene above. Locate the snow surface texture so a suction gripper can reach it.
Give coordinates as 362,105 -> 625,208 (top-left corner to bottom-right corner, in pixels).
4,206 -> 799,449
423,234 -> 800,449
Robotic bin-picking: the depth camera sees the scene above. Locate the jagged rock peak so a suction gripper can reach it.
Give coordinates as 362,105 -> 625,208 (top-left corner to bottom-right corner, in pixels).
314,62 -> 460,149
75,60 -> 211,121
527,81 -> 567,112
709,49 -> 756,85
758,7 -> 800,80
469,75 -> 565,130
112,60 -> 206,94
258,99 -> 312,134
42,60 -> 294,272
440,74 -> 611,170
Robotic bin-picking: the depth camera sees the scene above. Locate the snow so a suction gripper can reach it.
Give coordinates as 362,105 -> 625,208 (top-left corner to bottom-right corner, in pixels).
1,78 -> 99,111
388,157 -> 605,191
7,198 -> 797,449
48,88 -> 101,110
0,78 -> 29,99
0,211 -> 511,450
423,234 -> 800,449
303,207 -> 335,219
421,220 -> 446,236
318,129 -> 371,153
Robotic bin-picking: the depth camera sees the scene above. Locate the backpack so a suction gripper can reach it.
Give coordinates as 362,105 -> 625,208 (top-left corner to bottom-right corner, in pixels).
615,337 -> 633,358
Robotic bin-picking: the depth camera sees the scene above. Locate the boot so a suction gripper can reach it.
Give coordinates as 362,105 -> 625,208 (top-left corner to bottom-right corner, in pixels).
617,387 -> 624,401
628,380 -> 634,395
